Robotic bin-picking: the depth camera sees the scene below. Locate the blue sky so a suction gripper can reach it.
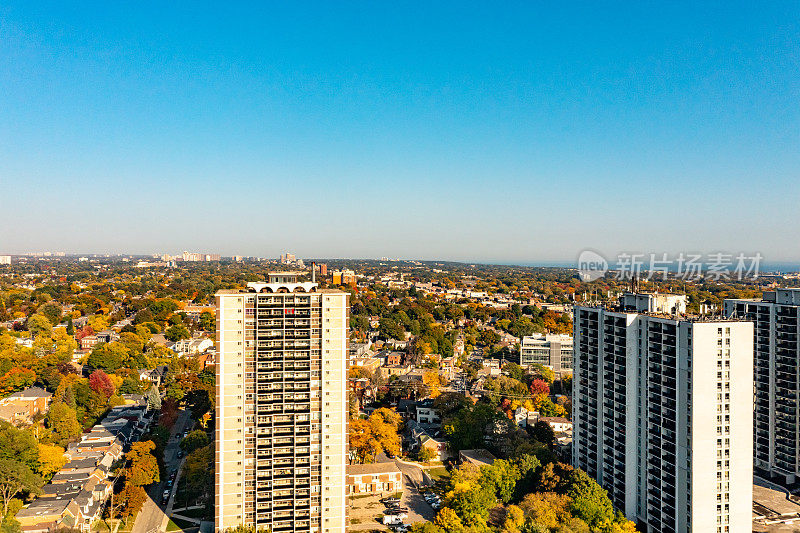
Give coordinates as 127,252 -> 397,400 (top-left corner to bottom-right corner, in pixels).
1,2 -> 798,263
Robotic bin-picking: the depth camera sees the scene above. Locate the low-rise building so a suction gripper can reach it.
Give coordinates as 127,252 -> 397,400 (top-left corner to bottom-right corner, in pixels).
171,337 -> 213,354
519,334 -> 573,375
415,399 -> 441,426
539,416 -> 572,433
0,386 -> 52,425
346,462 -> 403,495
419,434 -> 449,461
458,449 -> 497,468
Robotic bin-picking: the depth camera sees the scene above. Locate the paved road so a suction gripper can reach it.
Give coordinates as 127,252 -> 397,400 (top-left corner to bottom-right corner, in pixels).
393,459 -> 435,524
131,410 -> 193,533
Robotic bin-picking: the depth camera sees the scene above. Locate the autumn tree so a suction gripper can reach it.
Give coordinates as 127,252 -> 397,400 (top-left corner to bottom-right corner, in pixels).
88,369 -> 115,399
530,378 -> 550,396
125,440 -> 160,486
0,368 -> 36,394
37,444 -> 66,479
118,483 -> 147,519
87,342 -> 128,372
26,314 -> 52,339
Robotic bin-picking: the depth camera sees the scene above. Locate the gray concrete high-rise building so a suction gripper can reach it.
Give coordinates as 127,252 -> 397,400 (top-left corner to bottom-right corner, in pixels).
724,288 -> 800,485
215,272 -> 349,533
573,293 -> 753,533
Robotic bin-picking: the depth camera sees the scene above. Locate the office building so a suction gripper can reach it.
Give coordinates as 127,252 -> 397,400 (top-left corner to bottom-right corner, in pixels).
215,272 -> 349,533
573,293 -> 753,533
519,333 -> 573,375
0,255 -> 10,265
724,288 -> 800,484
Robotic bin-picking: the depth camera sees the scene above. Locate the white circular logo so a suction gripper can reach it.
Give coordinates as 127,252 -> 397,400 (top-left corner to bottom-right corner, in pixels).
577,250 -> 608,282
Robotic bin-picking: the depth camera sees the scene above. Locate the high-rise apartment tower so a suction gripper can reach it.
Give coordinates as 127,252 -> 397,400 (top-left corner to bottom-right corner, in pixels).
573,293 -> 753,533
215,272 -> 348,533
724,288 -> 800,485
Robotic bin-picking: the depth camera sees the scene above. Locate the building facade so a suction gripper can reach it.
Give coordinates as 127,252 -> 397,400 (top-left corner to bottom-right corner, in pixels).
724,288 -> 800,484
519,333 -> 573,374
215,273 -> 348,533
573,293 -> 753,533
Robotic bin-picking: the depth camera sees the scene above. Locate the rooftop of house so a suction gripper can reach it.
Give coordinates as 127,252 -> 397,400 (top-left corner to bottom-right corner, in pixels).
346,462 -> 402,476
6,386 -> 52,400
459,448 -> 497,467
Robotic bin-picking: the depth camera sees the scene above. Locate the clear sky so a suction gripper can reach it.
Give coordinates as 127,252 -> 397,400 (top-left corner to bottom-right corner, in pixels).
1,2 -> 798,263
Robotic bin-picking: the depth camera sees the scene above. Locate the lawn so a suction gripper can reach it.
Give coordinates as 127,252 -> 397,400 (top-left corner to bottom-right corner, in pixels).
427,466 -> 450,480
166,517 -> 196,532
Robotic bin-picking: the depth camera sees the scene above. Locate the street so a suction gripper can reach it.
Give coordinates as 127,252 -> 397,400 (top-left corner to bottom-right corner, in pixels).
130,410 -> 193,533
393,458 -> 436,523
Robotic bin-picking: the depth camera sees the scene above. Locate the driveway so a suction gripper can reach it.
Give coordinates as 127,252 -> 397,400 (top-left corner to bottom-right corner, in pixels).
393,459 -> 435,524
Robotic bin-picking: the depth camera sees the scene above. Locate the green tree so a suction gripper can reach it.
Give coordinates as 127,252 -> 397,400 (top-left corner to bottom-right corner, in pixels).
0,459 -> 41,523
46,402 -> 82,447
65,316 -> 74,336
0,423 -> 39,470
566,469 -> 615,529
145,385 -> 161,411
36,304 -> 62,328
164,325 -> 190,342
180,430 -> 210,453
87,342 -> 129,372
26,314 -> 52,339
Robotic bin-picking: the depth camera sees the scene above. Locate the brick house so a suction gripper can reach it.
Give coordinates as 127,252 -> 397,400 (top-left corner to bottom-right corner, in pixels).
346,462 -> 403,495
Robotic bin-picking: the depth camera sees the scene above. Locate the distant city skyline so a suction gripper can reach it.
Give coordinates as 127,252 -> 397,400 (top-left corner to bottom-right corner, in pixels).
2,3 -> 798,261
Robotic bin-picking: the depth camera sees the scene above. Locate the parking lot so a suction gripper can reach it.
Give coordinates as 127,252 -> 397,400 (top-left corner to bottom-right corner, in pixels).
348,460 -> 440,531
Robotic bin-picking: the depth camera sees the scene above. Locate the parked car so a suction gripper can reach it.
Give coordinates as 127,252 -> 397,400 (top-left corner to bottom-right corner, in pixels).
381,497 -> 401,505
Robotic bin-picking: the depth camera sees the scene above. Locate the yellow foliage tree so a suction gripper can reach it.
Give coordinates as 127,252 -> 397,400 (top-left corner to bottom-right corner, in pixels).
37,443 -> 67,479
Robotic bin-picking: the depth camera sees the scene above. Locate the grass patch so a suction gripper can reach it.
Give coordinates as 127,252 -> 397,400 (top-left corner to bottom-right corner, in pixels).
428,467 -> 450,480
166,517 -> 196,532
350,518 -> 362,524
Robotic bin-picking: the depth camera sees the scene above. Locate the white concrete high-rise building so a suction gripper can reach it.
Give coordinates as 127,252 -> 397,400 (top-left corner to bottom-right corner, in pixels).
724,288 -> 800,484
519,333 -> 573,375
573,293 -> 753,533
215,272 -> 348,533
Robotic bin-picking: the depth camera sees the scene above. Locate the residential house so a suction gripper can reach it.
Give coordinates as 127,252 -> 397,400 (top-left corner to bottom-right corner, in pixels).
415,399 -> 441,426
171,337 -> 213,354
0,386 -> 52,425
539,416 -> 572,433
459,449 -> 497,468
419,435 -> 450,461
346,462 -> 403,495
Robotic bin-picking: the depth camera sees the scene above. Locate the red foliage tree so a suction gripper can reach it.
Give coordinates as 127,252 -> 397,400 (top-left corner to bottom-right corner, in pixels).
89,369 -> 115,398
530,378 -> 550,396
159,398 -> 179,429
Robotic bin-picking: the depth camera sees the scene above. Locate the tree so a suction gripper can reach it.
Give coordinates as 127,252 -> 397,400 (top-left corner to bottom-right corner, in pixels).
199,311 -> 215,331
119,377 -> 143,395
566,469 -> 615,528
88,370 -> 115,399
0,423 -> 39,470
26,314 -> 52,339
65,316 -> 74,336
119,332 -> 144,354
530,378 -> 550,396
37,444 -> 66,479
180,430 -> 210,453
434,507 -> 464,533
503,362 -> 525,382
0,368 -> 36,395
184,444 -> 214,495
36,304 -> 62,328
518,492 -> 572,530
146,385 -> 161,411
125,441 -> 160,486
0,459 -> 41,522
118,484 -> 147,519
418,446 -> 436,463
422,371 -> 444,398
531,421 -> 555,447
348,408 -> 402,463
529,363 -> 555,384
46,402 -> 82,447
87,342 -> 128,372
164,325 -> 190,342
